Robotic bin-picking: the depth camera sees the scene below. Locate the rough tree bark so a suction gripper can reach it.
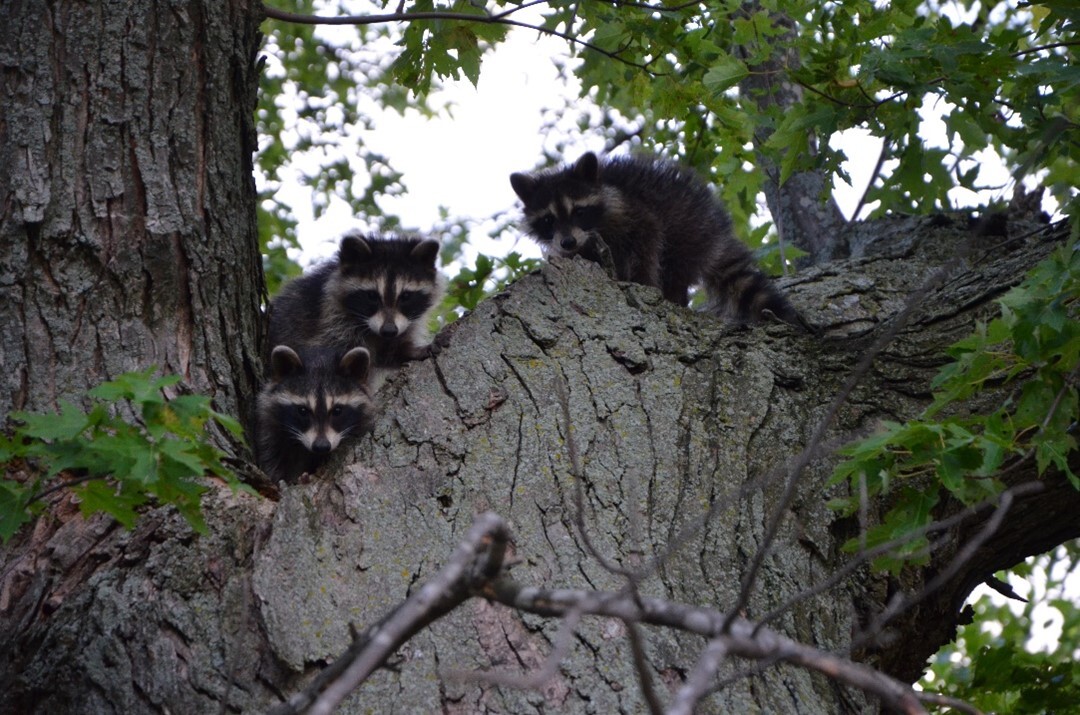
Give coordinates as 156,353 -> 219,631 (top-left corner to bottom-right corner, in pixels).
2,211 -> 1076,712
0,0 -> 265,422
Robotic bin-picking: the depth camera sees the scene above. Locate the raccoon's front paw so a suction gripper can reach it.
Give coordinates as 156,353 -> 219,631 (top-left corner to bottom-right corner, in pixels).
427,330 -> 452,357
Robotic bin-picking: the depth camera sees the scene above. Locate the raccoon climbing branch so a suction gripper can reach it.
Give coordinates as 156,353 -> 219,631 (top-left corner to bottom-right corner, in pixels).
270,510 -> 958,715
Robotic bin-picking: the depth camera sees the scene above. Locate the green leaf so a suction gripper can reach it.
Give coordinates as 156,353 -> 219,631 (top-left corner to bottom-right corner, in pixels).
1,368 -> 247,538
703,56 -> 749,94
12,402 -> 90,441
0,481 -> 32,543
158,439 -> 212,479
72,480 -> 147,530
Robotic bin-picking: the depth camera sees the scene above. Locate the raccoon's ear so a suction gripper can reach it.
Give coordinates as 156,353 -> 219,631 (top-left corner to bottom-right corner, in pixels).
572,152 -> 600,183
410,239 -> 440,267
509,172 -> 537,203
339,234 -> 373,265
339,347 -> 371,382
270,345 -> 304,381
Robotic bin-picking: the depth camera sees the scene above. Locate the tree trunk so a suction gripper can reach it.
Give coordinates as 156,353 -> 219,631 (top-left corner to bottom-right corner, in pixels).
2,3 -> 1078,712
0,0 -> 265,423
2,205 -> 1075,711
737,9 -> 850,264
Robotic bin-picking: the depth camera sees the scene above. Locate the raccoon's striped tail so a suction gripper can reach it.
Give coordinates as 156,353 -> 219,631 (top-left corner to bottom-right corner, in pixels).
701,253 -> 803,327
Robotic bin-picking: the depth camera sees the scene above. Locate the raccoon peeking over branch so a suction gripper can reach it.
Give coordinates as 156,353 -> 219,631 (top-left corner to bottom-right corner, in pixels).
268,232 -> 447,388
255,345 -> 375,483
510,151 -> 800,326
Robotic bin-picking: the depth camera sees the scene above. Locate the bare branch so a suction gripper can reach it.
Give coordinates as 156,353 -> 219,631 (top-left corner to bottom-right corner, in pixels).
850,139 -> 888,222
269,512 -> 510,715
855,485 -> 1022,650
481,577 -> 929,714
445,607 -> 583,689
917,690 -> 987,715
268,508 -> 943,714
755,482 -> 1045,632
668,637 -> 729,715
625,620 -> 664,715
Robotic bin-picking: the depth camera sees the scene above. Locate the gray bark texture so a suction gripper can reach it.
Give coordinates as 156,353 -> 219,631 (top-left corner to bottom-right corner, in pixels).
2,214 -> 1076,713
0,0 -> 265,422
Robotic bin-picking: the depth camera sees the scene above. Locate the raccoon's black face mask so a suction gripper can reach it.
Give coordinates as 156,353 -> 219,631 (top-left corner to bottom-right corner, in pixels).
334,235 -> 442,338
511,152 -> 607,260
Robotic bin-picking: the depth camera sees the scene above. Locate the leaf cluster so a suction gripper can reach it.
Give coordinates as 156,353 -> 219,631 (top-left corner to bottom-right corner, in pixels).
0,369 -> 250,542
558,0 -> 1078,229
435,249 -> 542,324
828,240 -> 1080,572
922,541 -> 1080,713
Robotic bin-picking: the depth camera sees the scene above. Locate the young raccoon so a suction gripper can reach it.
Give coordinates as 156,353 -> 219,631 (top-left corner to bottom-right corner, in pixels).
268,232 -> 446,387
510,151 -> 798,325
255,345 -> 374,483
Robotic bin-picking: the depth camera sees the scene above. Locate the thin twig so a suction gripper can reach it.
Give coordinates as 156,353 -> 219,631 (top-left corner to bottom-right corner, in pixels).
668,637 -> 729,715
855,487 -> 1020,649
261,1 -> 668,73
850,139 -> 888,221
625,621 -> 665,715
445,607 -> 584,689
916,690 -> 987,714
754,482 -> 1044,631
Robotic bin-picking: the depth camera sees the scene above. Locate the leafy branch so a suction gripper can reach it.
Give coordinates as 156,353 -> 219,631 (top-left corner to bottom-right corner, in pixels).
829,236 -> 1080,573
260,0 -> 681,73
0,369 -> 251,542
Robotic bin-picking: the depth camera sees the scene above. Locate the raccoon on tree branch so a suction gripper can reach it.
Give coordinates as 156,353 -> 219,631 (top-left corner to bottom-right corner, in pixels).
510,151 -> 801,326
256,233 -> 446,482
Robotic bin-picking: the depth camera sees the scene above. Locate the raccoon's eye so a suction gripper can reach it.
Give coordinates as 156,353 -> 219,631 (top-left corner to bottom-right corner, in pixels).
345,289 -> 382,317
571,205 -> 601,229
398,290 -> 430,317
532,215 -> 555,238
294,405 -> 310,417
330,405 -> 344,417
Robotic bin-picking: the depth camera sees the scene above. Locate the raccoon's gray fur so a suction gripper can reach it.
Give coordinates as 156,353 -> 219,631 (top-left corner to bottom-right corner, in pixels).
510,151 -> 798,324
268,232 -> 446,387
255,345 -> 374,483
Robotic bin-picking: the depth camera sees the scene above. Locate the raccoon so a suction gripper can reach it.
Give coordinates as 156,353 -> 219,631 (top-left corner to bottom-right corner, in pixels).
268,232 -> 446,387
255,344 -> 375,483
510,151 -> 798,325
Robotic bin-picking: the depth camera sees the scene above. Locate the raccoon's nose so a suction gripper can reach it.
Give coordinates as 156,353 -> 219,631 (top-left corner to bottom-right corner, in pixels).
560,236 -> 577,250
380,323 -> 399,338
311,436 -> 332,454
